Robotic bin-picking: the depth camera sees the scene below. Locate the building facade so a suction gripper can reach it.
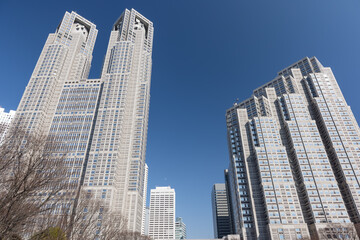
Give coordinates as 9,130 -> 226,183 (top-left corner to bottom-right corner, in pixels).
175,217 -> 187,239
212,183 -> 234,238
226,57 -> 360,239
143,206 -> 150,235
149,187 -> 176,240
83,10 -> 153,231
13,9 -> 153,233
224,169 -> 235,235
0,108 -> 16,144
142,164 -> 149,234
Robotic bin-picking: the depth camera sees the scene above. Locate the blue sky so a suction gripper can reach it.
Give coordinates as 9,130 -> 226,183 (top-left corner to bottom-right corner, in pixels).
1,0 -> 360,238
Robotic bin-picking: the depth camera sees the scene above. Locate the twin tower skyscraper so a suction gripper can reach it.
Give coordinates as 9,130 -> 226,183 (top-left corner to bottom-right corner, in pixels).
14,9 -> 153,232
16,7 -> 360,240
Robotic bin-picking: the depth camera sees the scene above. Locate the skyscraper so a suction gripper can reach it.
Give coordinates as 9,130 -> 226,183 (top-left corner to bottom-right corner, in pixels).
224,169 -> 235,235
0,108 -> 16,144
143,206 -> 150,236
212,183 -> 233,238
142,164 -> 149,234
149,186 -> 176,240
226,57 -> 360,239
13,9 -> 153,233
175,217 -> 186,239
15,12 -> 98,136
84,10 -> 153,231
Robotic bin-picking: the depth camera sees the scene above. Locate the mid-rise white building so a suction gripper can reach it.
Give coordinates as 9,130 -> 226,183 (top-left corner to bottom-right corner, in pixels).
0,108 -> 16,143
149,186 -> 176,239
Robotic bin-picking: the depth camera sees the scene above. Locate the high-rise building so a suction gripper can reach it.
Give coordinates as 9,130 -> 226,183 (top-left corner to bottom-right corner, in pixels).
212,183 -> 233,238
226,57 -> 360,239
224,169 -> 235,235
0,107 -> 16,144
13,9 -> 153,233
149,186 -> 176,240
175,217 -> 186,239
84,10 -> 153,232
143,206 -> 150,236
142,164 -> 149,234
15,12 -> 98,136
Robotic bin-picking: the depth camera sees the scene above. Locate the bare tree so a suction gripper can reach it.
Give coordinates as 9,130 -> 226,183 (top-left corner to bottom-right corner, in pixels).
99,212 -> 129,240
0,128 -> 66,239
115,231 -> 151,240
298,237 -> 310,240
64,191 -> 150,240
0,128 -> 150,240
319,223 -> 359,240
30,227 -> 66,240
34,190 -> 141,240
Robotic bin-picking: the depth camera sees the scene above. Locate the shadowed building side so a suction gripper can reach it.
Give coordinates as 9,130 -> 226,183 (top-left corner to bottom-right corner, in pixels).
212,183 -> 234,238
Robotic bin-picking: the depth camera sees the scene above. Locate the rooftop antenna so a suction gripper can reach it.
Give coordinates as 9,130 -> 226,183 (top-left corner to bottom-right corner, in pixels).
233,98 -> 239,106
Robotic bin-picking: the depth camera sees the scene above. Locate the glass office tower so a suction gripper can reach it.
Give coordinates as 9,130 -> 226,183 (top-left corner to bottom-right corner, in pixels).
212,183 -> 234,238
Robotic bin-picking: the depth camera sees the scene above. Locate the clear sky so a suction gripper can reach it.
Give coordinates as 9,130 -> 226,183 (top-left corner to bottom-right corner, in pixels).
1,0 -> 360,238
